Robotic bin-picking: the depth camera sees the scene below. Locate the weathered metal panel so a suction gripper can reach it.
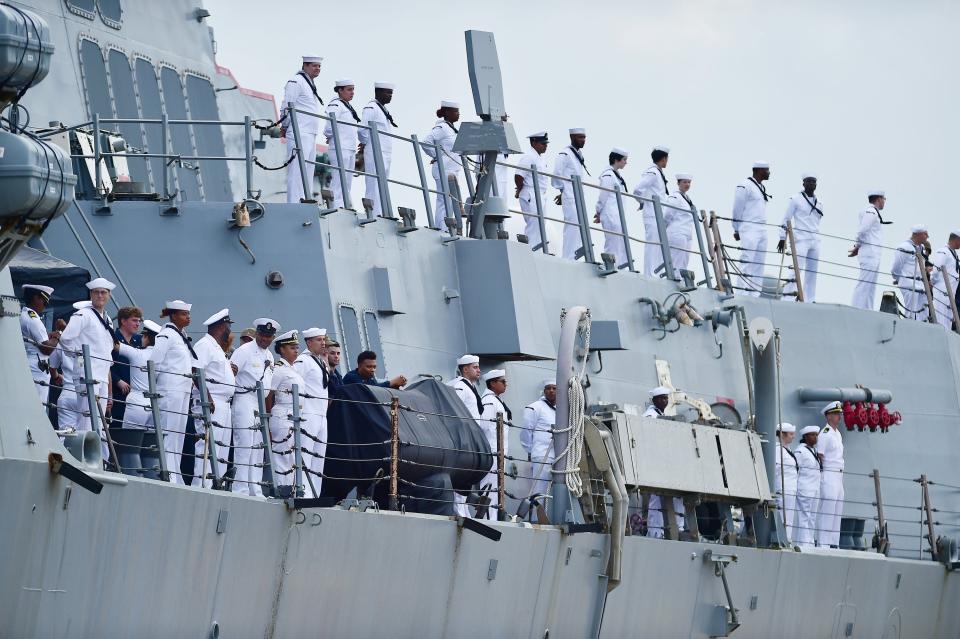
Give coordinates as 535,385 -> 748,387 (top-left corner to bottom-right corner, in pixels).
184,73 -> 232,202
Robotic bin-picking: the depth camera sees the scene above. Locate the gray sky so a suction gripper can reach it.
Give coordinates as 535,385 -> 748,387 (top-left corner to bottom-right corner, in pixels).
207,0 -> 960,305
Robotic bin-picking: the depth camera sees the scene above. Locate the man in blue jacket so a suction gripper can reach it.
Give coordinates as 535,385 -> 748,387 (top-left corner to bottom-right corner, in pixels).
342,350 -> 406,388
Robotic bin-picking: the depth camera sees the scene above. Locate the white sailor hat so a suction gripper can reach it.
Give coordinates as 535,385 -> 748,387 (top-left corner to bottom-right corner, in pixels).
568,127 -> 586,135
202,308 -> 232,326
274,329 -> 299,346
302,327 -> 327,339
868,189 -> 885,198
910,224 -> 928,234
777,422 -> 796,433
676,173 -> 693,181
301,55 -> 323,64
542,378 -> 557,388
254,318 -> 280,335
528,131 -> 548,140
22,284 -> 54,300
799,425 -> 820,437
334,78 -> 354,88
457,354 -> 480,366
163,299 -> 191,311
73,300 -> 92,310
649,385 -> 672,398
142,319 -> 163,334
821,401 -> 843,415
802,173 -> 817,180
86,277 -> 116,291
652,145 -> 670,154
752,161 -> 770,169
611,147 -> 629,157
440,99 -> 460,109
951,229 -> 960,238
374,81 -> 395,90
483,368 -> 506,382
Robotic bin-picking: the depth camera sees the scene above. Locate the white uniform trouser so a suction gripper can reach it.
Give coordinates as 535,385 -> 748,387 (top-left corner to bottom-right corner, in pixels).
123,390 -> 153,429
737,231 -> 768,296
643,213 -> 662,276
431,164 -> 462,230
818,470 -> 844,547
58,386 -> 79,431
76,379 -> 109,461
935,289 -> 955,328
526,453 -> 555,505
669,232 -> 693,273
775,485 -> 797,544
193,394 -> 232,488
898,284 -> 926,320
646,494 -> 686,538
329,148 -> 356,210
285,132 -> 316,203
520,197 -> 544,250
231,394 -> 264,497
600,208 -> 627,268
363,147 -> 392,216
302,409 -> 327,497
32,372 -> 49,405
269,408 -> 295,488
783,238 -> 820,302
560,188 -> 583,260
159,384 -> 191,484
794,486 -> 820,548
852,249 -> 880,310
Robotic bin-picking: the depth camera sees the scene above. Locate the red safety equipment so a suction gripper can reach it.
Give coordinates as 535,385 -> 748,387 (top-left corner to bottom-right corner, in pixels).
854,402 -> 868,431
843,401 -> 857,431
892,411 -> 903,425
867,403 -> 880,432
878,404 -> 892,432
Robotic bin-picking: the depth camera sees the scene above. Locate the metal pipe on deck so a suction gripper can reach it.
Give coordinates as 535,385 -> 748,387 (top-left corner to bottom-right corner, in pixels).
797,387 -> 893,404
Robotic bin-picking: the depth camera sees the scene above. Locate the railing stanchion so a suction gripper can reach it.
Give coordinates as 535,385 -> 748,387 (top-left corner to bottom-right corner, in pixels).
692,205 -> 713,289
786,220 -> 805,302
652,194 -> 676,281
496,412 -> 505,521
292,384 -> 304,499
920,474 -> 938,561
571,175 -> 595,263
614,188 -> 635,272
390,396 -> 400,511
194,369 -> 221,489
80,344 -> 106,466
92,113 -> 103,197
462,153 -> 477,200
872,469 -> 888,555
161,113 -> 171,200
410,134 -> 434,228
328,116 -> 352,210
146,360 -> 169,481
917,253 -> 937,324
530,163 -> 549,254
287,102 -> 315,204
434,143 -> 454,234
256,381 -> 277,497
939,265 -> 960,333
243,115 -> 254,200
367,121 -> 394,218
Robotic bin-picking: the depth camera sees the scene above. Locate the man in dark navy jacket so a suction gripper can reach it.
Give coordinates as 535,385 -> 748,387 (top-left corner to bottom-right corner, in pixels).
342,350 -> 406,388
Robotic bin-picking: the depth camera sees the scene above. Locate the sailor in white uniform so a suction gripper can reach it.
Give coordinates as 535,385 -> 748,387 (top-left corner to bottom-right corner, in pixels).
479,368 -> 511,519
595,147 -> 630,268
59,278 -> 117,460
268,330 -> 306,492
774,422 -> 799,544
149,300 -> 198,484
514,131 -> 551,250
643,386 -> 685,538
358,82 -> 397,216
817,401 -> 846,547
230,318 -> 278,497
191,309 -> 236,488
849,190 -> 889,310
551,128 -> 590,260
283,55 -> 323,203
521,379 -> 557,516
293,327 -> 329,497
447,354 -> 483,516
891,224 -> 931,320
632,146 -> 671,276
20,284 -> 59,404
930,230 -> 960,328
323,79 -> 360,209
794,425 -> 822,548
731,162 -> 772,296
777,174 -> 823,302
664,173 -> 696,272
422,100 -> 463,230
115,320 -> 162,433
52,302 -> 88,431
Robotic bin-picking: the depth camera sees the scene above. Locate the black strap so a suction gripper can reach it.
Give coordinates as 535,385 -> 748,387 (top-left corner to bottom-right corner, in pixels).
297,71 -> 323,105
500,398 -> 513,422
801,192 -> 823,217
657,166 -> 670,195
310,353 -> 329,389
748,177 -> 770,202
167,323 -> 198,360
374,101 -> 397,127
781,445 -> 797,467
568,145 -> 590,176
805,445 -> 823,471
680,191 -> 693,208
611,169 -> 626,191
333,98 -> 361,123
445,120 -> 459,134
874,206 -> 892,225
460,377 -> 484,415
86,307 -> 114,340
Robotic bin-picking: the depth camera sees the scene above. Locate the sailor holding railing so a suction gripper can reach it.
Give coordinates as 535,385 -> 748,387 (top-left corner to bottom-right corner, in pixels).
514,131 -> 550,250
891,225 -> 932,320
930,230 -> 960,329
849,190 -> 888,310
422,100 -> 463,230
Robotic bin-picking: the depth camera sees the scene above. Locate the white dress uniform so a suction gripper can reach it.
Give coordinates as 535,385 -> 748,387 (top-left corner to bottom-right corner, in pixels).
664,183 -> 696,273
358,88 -> 397,216
269,358 -> 306,489
774,440 -> 799,543
596,159 -> 630,268
794,439 -> 822,548
293,342 -> 329,497
422,111 -> 463,230
117,342 -> 155,430
851,201 -> 885,310
20,305 -> 51,403
779,189 -> 824,302
149,315 -> 198,484
552,136 -> 590,260
323,82 -> 360,209
930,243 -> 960,328
632,163 -> 671,276
891,238 -> 927,320
642,403 -> 686,538
516,142 -> 550,249
521,395 -> 556,505
817,424 -> 845,547
447,373 -> 483,517
479,384 -> 510,519
230,332 -> 276,497
191,332 -> 236,487
51,305 -> 82,431
283,62 -> 323,203
731,175 -> 771,296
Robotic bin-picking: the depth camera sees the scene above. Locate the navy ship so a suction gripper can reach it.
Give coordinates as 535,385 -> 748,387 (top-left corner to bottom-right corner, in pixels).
1,2 -> 959,637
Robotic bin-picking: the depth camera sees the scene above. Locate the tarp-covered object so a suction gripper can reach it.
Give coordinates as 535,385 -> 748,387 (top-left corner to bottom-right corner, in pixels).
321,379 -> 492,514
10,246 -> 90,320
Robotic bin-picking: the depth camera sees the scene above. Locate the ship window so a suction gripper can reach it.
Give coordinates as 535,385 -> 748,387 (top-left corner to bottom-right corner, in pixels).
363,312 -> 384,371
338,305 -> 362,374
159,66 -> 201,201
79,39 -> 115,122
65,0 -> 97,20
106,49 -> 148,186
97,0 -> 122,28
185,74 -> 232,201
133,58 -> 164,194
